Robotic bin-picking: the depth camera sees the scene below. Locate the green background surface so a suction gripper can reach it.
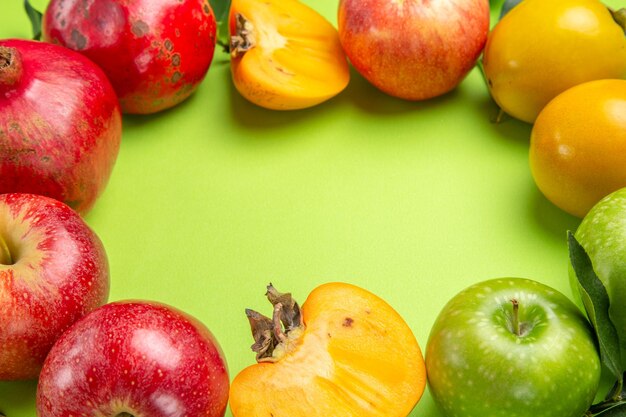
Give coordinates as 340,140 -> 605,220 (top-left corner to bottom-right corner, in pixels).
0,0 -> 616,415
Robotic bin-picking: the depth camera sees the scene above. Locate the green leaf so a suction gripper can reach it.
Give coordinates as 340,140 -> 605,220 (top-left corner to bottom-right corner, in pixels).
610,8 -> 626,34
210,0 -> 230,22
500,0 -> 523,20
24,0 -> 43,41
605,372 -> 626,402
568,231 -> 623,383
594,401 -> 626,417
209,0 -> 232,53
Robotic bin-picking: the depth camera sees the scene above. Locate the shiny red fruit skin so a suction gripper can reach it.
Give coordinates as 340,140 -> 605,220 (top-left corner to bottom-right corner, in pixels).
338,0 -> 489,100
43,0 -> 217,114
0,39 -> 121,215
37,301 -> 230,417
0,193 -> 109,380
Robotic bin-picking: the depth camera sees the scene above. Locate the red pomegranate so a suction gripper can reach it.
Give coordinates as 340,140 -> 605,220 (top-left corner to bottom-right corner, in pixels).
0,39 -> 122,215
42,0 -> 218,114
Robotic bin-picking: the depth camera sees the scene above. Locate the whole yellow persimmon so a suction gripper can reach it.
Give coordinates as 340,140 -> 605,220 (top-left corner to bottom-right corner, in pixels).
483,0 -> 626,123
228,0 -> 350,110
530,79 -> 626,218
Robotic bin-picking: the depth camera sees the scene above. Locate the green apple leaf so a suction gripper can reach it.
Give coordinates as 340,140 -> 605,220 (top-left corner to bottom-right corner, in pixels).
210,0 -> 230,23
605,372 -> 626,402
500,0 -> 523,19
568,231 -> 623,383
591,401 -> 626,417
587,372 -> 626,415
24,0 -> 43,40
209,0 -> 232,53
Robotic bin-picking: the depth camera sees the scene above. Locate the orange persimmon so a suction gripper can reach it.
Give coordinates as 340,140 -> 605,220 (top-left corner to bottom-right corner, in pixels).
229,283 -> 426,416
228,0 -> 350,110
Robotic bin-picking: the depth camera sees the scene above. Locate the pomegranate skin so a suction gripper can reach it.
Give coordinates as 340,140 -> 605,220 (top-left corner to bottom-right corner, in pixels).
42,0 -> 218,114
0,39 -> 121,215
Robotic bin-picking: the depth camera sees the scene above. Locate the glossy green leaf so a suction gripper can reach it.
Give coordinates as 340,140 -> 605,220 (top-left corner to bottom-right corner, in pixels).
610,8 -> 626,34
568,231 -> 623,383
209,0 -> 232,52
593,401 -> 626,417
605,372 -> 626,402
24,0 -> 43,40
210,0 -> 230,23
500,0 -> 523,19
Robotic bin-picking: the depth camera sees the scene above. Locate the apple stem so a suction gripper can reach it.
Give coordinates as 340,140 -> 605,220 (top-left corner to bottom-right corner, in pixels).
0,235 -> 12,265
510,298 -> 521,336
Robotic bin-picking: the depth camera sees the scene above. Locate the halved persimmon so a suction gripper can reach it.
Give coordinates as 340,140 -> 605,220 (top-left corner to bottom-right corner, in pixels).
229,283 -> 426,416
228,0 -> 350,110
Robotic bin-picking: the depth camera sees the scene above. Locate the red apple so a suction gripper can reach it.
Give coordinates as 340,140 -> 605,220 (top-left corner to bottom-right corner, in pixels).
0,193 -> 109,380
42,0 -> 218,114
338,0 -> 490,100
37,300 -> 230,417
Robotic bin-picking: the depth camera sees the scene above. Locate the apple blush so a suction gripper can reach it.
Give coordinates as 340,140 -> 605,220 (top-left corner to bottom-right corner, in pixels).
0,193 -> 109,380
338,0 -> 490,100
37,300 -> 230,417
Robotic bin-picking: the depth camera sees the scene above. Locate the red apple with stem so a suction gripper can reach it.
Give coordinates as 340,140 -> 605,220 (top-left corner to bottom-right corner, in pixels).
37,300 -> 230,417
338,0 -> 490,100
0,193 -> 109,380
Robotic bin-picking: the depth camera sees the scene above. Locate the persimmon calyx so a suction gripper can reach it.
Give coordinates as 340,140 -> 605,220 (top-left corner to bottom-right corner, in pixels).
245,284 -> 305,363
231,13 -> 256,58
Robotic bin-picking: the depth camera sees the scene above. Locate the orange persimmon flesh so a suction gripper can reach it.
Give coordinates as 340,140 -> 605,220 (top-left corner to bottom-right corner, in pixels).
228,0 -> 350,110
229,283 -> 426,416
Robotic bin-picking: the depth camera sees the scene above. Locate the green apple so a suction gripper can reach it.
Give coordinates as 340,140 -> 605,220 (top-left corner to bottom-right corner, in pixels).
426,278 -> 601,417
570,187 -> 626,356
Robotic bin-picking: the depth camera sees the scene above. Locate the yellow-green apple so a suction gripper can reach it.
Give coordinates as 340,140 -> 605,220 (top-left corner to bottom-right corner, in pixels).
0,193 -> 109,380
338,0 -> 490,100
37,300 -> 230,417
570,187 -> 626,358
426,278 -> 601,417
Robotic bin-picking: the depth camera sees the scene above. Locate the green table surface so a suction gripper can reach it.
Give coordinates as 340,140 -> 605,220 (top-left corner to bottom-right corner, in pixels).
0,0 -> 619,415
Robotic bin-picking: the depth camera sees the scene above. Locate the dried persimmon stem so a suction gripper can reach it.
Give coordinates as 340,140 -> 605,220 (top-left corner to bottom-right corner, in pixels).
245,308 -> 276,361
266,284 -> 303,333
230,13 -> 256,57
244,284 -> 306,362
